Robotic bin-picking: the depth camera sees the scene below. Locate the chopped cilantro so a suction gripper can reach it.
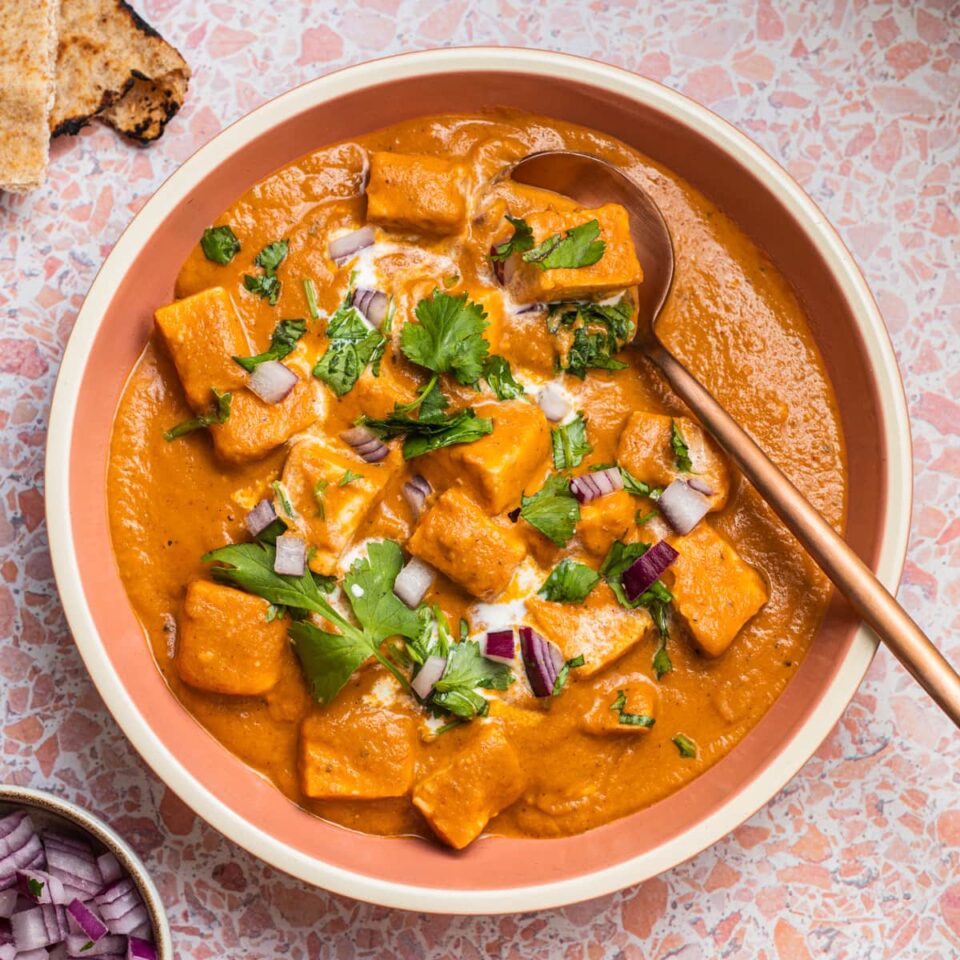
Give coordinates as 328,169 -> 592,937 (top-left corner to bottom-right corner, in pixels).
401,288 -> 490,386
673,733 -> 698,757
201,225 -> 240,264
313,287 -> 385,396
303,278 -> 321,319
636,508 -> 659,525
620,467 -> 662,499
539,559 -> 599,604
233,318 -> 306,372
243,273 -> 281,304
338,469 -> 363,487
671,419 -> 693,473
547,297 -> 635,379
429,639 -> 513,719
519,474 -> 580,547
610,689 -> 656,727
244,239 -> 288,305
26,877 -> 44,898
360,405 -> 493,460
552,654 -> 585,696
255,241 -> 289,275
483,355 -> 525,400
653,637 -> 673,679
490,214 -> 534,262
551,412 -> 592,469
600,540 -> 674,629
313,479 -> 328,519
163,388 -> 232,441
271,480 -> 297,521
523,218 -> 605,271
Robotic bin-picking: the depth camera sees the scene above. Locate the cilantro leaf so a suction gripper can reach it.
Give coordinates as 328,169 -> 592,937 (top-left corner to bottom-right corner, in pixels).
610,689 -> 656,727
255,241 -> 288,276
490,215 -> 534,262
339,469 -> 363,487
552,654 -> 585,696
523,219 -> 605,271
671,419 -> 693,473
673,733 -> 698,757
360,406 -> 493,460
483,355 -> 525,400
551,412 -> 592,469
313,294 -> 385,396
652,637 -> 673,679
163,388 -> 232,441
288,623 -> 374,705
243,274 -> 281,305
600,540 -> 675,640
303,278 -> 321,319
401,289 -> 490,386
519,474 -> 580,547
548,297 -> 635,379
201,225 -> 240,264
620,467 -> 662,499
343,540 -> 423,644
233,318 -> 307,372
26,877 -> 44,898
243,239 -> 289,305
429,639 -> 513,718
539,559 -> 599,604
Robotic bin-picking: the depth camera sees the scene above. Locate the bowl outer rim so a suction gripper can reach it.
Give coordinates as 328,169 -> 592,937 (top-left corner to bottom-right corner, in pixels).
45,46 -> 913,914
0,785 -> 172,956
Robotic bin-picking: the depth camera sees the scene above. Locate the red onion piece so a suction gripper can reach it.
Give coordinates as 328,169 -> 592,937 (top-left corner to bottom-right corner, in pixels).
481,629 -> 515,664
247,360 -> 298,405
128,936 -> 159,960
622,540 -> 680,602
350,288 -> 389,329
340,426 -> 389,463
686,476 -> 714,496
66,899 -> 107,943
128,921 -> 153,940
328,225 -> 375,263
570,467 -> 623,504
394,557 -> 435,608
0,890 -> 16,919
66,933 -> 127,955
1,833 -> 44,888
0,945 -> 12,960
537,383 -> 570,423
17,871 -> 65,905
12,904 -> 67,950
519,626 -> 564,698
42,844 -> 99,891
411,655 -> 447,700
0,812 -> 29,846
17,949 -> 51,960
273,535 -> 306,577
93,854 -> 120,890
658,479 -> 710,535
401,475 -> 432,519
514,302 -> 547,315
244,499 -> 277,537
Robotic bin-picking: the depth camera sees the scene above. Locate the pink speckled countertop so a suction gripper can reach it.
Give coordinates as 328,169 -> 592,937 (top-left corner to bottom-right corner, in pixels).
2,1 -> 958,956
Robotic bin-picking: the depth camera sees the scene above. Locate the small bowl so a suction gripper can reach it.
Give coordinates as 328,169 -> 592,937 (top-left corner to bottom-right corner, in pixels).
0,786 -> 171,957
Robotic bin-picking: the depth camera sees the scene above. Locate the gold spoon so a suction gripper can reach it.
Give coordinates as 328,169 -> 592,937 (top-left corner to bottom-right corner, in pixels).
512,150 -> 960,728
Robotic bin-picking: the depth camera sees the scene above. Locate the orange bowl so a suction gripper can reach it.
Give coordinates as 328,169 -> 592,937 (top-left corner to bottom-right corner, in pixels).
46,48 -> 911,913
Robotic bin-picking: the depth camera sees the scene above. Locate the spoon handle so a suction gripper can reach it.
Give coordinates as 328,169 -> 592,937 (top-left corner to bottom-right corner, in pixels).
650,344 -> 960,729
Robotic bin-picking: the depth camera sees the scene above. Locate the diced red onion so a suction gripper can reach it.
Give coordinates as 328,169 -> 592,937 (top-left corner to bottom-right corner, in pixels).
686,476 -> 714,496
273,535 -> 306,577
39,836 -> 88,857
12,949 -> 44,960
328,225 -> 375,263
0,890 -> 15,919
622,540 -> 680,602
0,815 -> 32,860
0,813 -> 29,847
66,899 -> 107,944
340,426 -> 389,463
66,933 -> 127,956
401,475 -> 431,519
411,655 -> 447,700
570,467 -> 623,504
11,904 -> 66,950
519,626 -> 564,698
43,846 -> 100,890
481,629 -> 515,664
247,360 -> 298,405
47,945 -> 67,960
350,288 -> 388,329
0,945 -> 13,960
94,854 -> 121,889
244,499 -> 277,537
0,834 -> 44,888
17,872 -> 64,906
658,478 -> 711,535
393,557 -> 435,608
127,937 -> 158,960
537,383 -> 570,423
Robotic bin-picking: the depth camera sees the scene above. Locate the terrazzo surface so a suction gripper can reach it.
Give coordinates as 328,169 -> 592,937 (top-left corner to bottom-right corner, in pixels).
1,1 -> 959,956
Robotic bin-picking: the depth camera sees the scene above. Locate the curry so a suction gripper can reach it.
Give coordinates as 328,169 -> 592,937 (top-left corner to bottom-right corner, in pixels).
106,110 -> 846,849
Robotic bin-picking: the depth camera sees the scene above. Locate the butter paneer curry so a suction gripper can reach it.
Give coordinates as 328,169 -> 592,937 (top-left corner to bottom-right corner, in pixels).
107,111 -> 846,849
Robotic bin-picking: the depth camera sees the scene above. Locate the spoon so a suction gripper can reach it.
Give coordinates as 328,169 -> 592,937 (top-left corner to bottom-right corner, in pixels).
512,149 -> 960,729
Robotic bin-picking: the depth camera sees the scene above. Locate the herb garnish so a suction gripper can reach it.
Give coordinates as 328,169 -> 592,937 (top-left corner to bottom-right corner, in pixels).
429,639 -> 513,719
599,540 -> 674,640
303,278 -> 320,320
490,215 -> 535,262
539,558 -> 600,604
360,405 -> 493,460
233,318 -> 306,372
519,474 -> 580,547
271,480 -> 298,522
523,218 -> 605,271
243,240 -> 289,305
26,877 -> 44,898
673,733 -> 698,757
163,388 -> 232,441
339,469 -> 363,487
313,479 -> 329,518
653,637 -> 673,679
483,355 -> 525,400
313,287 -> 386,396
552,654 -> 585,695
551,412 -> 592,470
671,419 -> 693,473
610,690 -> 656,727
547,297 -> 635,379
636,508 -> 658,525
201,225 -> 241,265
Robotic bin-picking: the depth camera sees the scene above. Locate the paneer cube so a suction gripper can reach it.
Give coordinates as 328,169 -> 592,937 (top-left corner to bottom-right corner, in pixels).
177,580 -> 287,695
366,152 -> 466,235
300,706 -> 416,799
507,204 -> 643,304
408,487 -> 527,601
580,672 -> 659,736
498,306 -> 556,376
348,349 -> 420,419
668,524 -> 768,657
420,400 -> 550,515
155,287 -> 251,409
577,489 -> 635,557
412,725 -> 525,849
617,411 -> 729,509
280,436 -> 401,575
527,581 -> 652,676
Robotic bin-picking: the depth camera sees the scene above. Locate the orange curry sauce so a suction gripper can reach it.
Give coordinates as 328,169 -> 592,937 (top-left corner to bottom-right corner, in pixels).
107,111 -> 846,847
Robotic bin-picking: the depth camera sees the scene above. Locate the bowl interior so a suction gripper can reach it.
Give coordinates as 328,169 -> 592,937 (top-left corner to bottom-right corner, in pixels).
50,55 -> 906,911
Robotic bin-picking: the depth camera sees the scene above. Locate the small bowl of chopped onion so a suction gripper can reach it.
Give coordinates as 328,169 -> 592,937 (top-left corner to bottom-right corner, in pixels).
0,786 -> 170,960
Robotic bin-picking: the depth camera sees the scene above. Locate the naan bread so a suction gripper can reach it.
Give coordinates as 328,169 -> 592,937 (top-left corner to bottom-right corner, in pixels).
51,0 -> 189,142
0,0 -> 59,193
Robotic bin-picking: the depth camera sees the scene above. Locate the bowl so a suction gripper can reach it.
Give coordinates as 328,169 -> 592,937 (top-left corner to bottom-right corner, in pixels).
45,47 -> 911,913
0,786 -> 171,956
